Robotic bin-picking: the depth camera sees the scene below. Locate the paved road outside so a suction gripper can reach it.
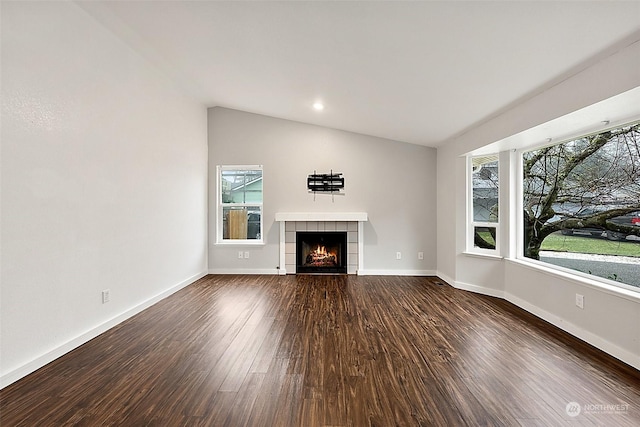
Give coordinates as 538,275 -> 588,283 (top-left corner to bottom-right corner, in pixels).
540,251 -> 640,288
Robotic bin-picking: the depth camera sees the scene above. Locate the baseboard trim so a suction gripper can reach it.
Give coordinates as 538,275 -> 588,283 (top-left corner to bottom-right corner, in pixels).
436,272 -> 638,370
204,268 -> 436,276
6,270 -> 635,388
208,268 -> 280,275
504,292 -> 640,371
435,271 -> 455,287
1,271 -> 207,389
207,269 -> 436,277
451,280 -> 505,299
357,269 -> 436,276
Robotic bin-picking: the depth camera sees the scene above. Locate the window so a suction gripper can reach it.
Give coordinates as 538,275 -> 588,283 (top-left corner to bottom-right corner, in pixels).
468,155 -> 499,254
521,122 -> 640,290
217,165 -> 263,243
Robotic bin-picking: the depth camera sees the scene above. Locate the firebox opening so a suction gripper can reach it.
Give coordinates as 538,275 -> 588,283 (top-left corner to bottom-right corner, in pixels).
296,231 -> 347,274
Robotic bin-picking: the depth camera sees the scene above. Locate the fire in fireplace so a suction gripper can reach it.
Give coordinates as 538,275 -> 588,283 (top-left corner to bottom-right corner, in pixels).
305,244 -> 338,266
296,231 -> 347,274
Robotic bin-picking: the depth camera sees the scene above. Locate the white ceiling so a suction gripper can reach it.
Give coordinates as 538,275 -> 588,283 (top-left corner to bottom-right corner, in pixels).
81,1 -> 640,147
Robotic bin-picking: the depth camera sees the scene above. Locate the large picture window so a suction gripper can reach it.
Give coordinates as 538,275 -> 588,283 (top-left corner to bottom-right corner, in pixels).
217,165 -> 263,243
522,123 -> 640,289
469,155 -> 499,254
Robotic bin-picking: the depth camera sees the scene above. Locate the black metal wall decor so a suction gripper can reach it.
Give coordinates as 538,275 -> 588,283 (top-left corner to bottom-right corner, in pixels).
307,170 -> 344,196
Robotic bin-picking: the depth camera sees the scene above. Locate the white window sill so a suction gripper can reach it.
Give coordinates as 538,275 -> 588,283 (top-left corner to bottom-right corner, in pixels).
215,241 -> 265,246
507,257 -> 640,303
463,251 -> 503,260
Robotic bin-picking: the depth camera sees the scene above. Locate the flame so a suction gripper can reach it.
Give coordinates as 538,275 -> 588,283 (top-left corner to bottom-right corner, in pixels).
305,243 -> 338,266
313,245 -> 327,256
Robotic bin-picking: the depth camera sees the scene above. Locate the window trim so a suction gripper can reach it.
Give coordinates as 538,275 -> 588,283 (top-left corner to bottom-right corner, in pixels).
514,122 -> 640,293
467,155 -> 500,256
216,165 -> 264,245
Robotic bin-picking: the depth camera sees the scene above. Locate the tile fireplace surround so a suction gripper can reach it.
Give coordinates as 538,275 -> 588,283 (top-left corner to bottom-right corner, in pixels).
275,212 -> 368,275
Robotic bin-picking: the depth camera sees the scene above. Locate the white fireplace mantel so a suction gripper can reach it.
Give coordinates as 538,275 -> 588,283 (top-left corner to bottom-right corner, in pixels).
275,212 -> 368,222
275,212 -> 367,275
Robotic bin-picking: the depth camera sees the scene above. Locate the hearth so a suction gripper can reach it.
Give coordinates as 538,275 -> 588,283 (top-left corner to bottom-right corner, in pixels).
296,231 -> 347,274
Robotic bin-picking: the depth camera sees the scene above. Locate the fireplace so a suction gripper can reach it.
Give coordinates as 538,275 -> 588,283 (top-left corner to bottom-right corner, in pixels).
275,212 -> 367,275
296,231 -> 347,274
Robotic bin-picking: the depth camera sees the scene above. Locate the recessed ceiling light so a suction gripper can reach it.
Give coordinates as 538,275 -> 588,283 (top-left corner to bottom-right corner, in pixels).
313,102 -> 324,111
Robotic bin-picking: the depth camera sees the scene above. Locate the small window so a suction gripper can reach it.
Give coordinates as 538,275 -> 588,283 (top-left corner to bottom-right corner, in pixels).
217,165 -> 263,243
469,155 -> 499,253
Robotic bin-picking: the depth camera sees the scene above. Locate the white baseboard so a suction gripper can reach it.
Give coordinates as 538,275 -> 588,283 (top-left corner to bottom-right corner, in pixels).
435,271 -> 638,370
437,272 -> 639,371
0,271 -> 207,389
357,269 -> 436,276
451,280 -> 505,299
208,268 -> 435,277
504,292 -> 640,371
6,269 -> 635,389
208,268 -> 280,275
435,271 -> 455,287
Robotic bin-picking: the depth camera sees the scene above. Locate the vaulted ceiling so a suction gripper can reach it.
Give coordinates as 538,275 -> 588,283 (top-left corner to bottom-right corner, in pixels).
80,1 -> 640,147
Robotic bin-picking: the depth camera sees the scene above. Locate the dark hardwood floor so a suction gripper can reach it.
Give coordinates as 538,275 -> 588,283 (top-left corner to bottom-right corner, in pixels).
1,275 -> 639,426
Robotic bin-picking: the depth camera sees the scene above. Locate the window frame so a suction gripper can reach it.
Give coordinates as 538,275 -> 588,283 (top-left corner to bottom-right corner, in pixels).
515,123 -> 640,293
467,154 -> 500,256
216,165 -> 264,245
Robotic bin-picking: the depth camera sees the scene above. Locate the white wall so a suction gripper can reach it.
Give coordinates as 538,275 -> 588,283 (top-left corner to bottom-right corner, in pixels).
1,2 -> 208,386
208,107 -> 437,275
437,37 -> 640,369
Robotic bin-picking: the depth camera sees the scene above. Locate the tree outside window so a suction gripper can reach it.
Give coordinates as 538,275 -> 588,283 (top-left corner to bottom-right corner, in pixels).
522,122 -> 640,288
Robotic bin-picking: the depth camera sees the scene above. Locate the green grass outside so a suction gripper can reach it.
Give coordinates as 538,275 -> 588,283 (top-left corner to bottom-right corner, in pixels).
541,232 -> 640,258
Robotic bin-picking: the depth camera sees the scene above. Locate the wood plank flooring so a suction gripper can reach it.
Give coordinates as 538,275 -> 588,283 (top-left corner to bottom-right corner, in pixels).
1,275 -> 639,426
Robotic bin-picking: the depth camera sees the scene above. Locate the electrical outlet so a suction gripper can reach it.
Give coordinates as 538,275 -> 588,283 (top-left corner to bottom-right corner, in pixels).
244,251 -> 250,259
238,251 -> 244,259
396,252 -> 402,260
575,294 -> 584,309
418,252 -> 424,260
102,289 -> 110,304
